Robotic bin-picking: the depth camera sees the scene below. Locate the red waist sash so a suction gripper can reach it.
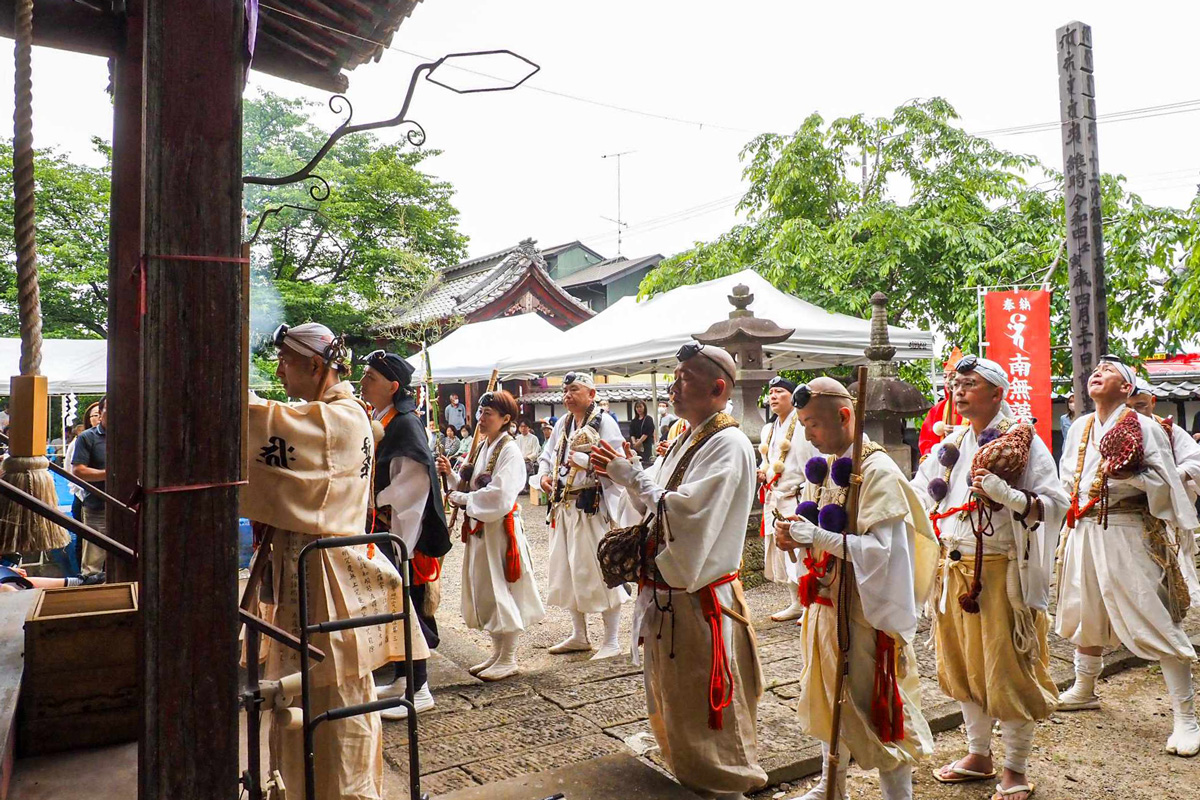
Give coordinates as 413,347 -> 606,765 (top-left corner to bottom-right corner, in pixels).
640,571 -> 740,730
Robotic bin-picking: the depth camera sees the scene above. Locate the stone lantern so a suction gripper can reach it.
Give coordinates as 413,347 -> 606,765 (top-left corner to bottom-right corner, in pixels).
849,292 -> 931,477
694,283 -> 794,442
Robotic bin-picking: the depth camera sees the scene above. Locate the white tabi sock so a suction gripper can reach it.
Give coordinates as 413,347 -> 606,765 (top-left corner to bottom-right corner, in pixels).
796,742 -> 849,800
469,632 -> 502,675
1160,656 -> 1200,756
1059,651 -> 1102,709
550,610 -> 592,654
961,700 -> 994,758
998,719 -> 1036,774
479,632 -> 520,681
592,607 -> 623,660
771,582 -> 806,621
878,764 -> 912,800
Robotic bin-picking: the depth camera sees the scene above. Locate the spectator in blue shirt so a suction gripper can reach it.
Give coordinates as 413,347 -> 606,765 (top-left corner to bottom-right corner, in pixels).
444,393 -> 467,430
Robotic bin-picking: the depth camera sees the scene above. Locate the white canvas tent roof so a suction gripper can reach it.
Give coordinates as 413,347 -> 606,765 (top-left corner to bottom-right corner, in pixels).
497,269 -> 934,376
408,313 -> 564,383
0,338 -> 107,395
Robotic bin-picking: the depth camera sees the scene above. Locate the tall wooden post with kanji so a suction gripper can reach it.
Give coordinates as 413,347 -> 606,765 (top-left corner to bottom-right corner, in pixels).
1057,20 -> 1108,412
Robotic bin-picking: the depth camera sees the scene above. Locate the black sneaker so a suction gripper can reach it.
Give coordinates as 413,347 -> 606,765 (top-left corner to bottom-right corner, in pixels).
80,571 -> 106,586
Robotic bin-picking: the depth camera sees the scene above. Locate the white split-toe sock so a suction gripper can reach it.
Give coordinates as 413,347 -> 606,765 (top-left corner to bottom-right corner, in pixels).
591,607 -> 623,660
1057,651 -> 1102,710
878,764 -> 913,800
771,583 -> 806,622
549,610 -> 592,654
479,632 -> 521,681
469,632 -> 502,676
1161,656 -> 1200,757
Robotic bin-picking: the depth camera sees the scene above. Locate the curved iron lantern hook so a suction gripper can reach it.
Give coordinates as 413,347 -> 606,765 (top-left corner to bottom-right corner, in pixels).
242,50 -> 538,192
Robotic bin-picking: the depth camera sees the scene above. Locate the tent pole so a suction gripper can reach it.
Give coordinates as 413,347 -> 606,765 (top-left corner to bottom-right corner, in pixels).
650,367 -> 659,441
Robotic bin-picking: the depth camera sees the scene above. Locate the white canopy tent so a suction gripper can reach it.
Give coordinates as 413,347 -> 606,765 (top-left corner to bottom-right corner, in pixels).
408,313 -> 565,383
0,338 -> 107,395
497,269 -> 934,376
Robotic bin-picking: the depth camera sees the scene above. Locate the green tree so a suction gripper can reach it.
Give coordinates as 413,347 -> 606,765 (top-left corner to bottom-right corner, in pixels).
0,138 -> 111,338
243,91 -> 468,351
642,99 -> 1200,373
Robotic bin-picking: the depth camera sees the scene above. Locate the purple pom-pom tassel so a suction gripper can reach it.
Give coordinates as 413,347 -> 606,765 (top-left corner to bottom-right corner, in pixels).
475,473 -> 492,489
831,456 -> 854,488
796,500 -> 820,524
928,477 -> 948,502
818,503 -> 848,533
977,427 -> 1001,446
805,456 -> 828,485
938,443 -> 959,468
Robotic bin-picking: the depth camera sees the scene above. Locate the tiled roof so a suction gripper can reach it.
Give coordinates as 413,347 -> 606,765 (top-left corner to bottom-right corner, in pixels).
520,383 -> 657,404
377,240 -> 593,334
556,254 -> 664,289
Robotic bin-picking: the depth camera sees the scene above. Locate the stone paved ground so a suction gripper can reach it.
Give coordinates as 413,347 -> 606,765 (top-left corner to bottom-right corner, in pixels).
380,496 -> 1200,798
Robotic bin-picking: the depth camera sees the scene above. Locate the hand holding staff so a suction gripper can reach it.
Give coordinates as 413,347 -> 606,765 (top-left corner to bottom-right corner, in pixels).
448,368 -> 499,530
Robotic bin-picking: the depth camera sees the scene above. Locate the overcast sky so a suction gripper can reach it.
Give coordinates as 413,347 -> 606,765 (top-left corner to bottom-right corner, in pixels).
1,1 -> 1196,266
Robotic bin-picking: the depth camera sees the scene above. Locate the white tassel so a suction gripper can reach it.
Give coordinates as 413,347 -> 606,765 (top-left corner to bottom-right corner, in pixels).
933,420 -> 946,437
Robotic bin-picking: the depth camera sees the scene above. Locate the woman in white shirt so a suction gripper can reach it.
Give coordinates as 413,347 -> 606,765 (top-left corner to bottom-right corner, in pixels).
437,390 -> 545,680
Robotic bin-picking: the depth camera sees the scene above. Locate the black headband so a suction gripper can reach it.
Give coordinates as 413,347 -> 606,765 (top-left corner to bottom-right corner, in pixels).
768,376 -> 798,393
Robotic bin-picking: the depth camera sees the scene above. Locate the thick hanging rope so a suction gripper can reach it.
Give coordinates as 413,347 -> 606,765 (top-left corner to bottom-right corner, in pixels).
13,0 -> 38,376
0,0 -> 66,554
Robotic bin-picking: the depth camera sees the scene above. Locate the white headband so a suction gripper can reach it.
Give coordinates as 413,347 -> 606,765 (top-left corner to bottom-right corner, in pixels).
563,371 -> 595,390
968,357 -> 1010,391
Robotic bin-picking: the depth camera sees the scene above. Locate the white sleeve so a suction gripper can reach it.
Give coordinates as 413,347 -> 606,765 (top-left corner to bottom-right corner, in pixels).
843,516 -> 919,642
466,443 -> 524,523
1012,437 -> 1068,610
1139,416 -> 1200,532
1171,425 -> 1200,498
375,457 -> 430,561
909,443 -> 939,511
772,425 -> 811,515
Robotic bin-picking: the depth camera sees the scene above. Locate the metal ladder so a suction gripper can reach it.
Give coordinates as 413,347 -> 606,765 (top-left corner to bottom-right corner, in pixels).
298,532 -> 425,800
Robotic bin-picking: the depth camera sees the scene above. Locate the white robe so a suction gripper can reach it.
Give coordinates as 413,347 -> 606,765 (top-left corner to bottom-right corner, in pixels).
618,415 -> 767,795
1056,408 -> 1200,661
911,412 -> 1068,613
759,409 -> 813,584
451,436 -> 546,634
538,412 -> 630,614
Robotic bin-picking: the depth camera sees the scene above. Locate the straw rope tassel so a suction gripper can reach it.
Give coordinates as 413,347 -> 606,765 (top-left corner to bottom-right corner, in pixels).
0,0 -> 67,554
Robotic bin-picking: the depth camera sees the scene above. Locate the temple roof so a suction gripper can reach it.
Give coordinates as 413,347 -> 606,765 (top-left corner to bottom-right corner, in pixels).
375,240 -> 594,335
556,254 -> 663,289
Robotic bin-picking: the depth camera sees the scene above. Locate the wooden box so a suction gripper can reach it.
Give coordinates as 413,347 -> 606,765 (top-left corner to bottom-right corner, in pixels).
18,583 -> 139,756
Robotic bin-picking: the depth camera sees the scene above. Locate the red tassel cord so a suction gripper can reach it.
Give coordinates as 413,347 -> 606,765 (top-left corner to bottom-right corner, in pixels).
929,500 -> 978,540
798,551 -> 833,607
698,575 -> 738,730
872,630 -> 905,743
758,473 -> 780,537
503,503 -> 522,583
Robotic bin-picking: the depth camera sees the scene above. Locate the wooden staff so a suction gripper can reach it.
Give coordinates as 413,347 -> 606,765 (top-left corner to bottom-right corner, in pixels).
448,368 -> 499,530
825,365 -> 870,799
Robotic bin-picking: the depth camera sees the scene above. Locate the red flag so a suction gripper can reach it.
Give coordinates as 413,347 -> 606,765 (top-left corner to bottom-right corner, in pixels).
984,290 -> 1052,447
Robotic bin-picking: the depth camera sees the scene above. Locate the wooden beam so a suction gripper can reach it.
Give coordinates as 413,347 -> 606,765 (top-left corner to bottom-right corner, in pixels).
106,0 -> 143,585
139,1 -> 244,798
0,0 -> 119,57
252,34 -> 348,93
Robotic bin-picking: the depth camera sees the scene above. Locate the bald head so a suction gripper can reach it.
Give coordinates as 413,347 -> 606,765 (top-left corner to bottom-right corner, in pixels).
672,352 -> 731,426
796,377 -> 855,455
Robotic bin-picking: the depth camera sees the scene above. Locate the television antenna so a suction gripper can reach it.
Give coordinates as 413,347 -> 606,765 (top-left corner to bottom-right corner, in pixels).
601,150 -> 634,255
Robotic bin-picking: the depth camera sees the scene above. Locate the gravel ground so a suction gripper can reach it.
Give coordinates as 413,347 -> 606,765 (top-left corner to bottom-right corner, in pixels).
754,663 -> 1199,800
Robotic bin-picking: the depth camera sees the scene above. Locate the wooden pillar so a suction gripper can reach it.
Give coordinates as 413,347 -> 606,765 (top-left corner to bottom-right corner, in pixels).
1057,20 -> 1108,412
105,0 -> 142,584
139,2 -> 244,798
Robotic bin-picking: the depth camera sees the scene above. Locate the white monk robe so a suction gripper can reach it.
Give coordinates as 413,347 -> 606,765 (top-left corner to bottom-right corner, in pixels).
1056,407 -> 1200,661
616,414 -> 768,796
539,410 -> 630,613
794,440 -> 938,771
242,381 -> 423,800
449,435 -> 546,634
759,408 -> 813,583
911,414 -> 1066,722
1161,417 -> 1200,588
